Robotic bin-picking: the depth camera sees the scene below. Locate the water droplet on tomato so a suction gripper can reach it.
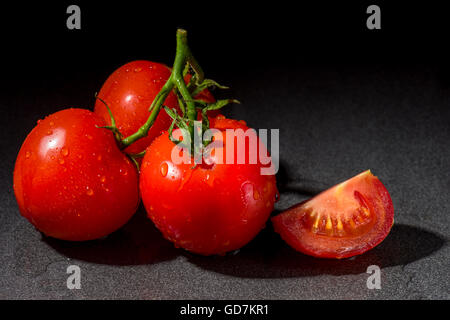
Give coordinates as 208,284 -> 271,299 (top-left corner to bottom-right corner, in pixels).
97,155 -> 102,161
134,67 -> 142,72
59,158 -> 64,164
86,134 -> 93,140
275,191 -> 280,202
25,151 -> 31,159
46,130 -> 53,135
86,188 -> 94,196
100,176 -> 106,183
61,147 -> 69,157
240,182 -> 254,205
49,121 -> 54,126
160,162 -> 168,177
120,168 -> 128,176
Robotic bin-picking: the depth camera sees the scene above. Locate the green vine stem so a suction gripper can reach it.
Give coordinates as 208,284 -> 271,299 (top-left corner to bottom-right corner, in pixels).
115,28 -> 238,156
120,29 -> 196,149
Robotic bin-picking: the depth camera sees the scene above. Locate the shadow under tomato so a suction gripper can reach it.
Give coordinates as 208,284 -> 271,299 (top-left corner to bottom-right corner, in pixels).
44,203 -> 179,266
184,222 -> 446,278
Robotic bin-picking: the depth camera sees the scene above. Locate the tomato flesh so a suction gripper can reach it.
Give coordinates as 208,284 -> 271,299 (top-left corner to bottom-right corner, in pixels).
272,170 -> 394,259
13,108 -> 140,241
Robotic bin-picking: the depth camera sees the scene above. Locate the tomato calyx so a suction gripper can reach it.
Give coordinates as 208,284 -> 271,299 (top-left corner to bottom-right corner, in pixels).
96,29 -> 239,162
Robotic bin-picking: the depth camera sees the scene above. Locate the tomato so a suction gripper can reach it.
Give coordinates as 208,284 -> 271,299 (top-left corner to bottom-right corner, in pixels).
94,60 -> 216,155
13,108 -> 140,241
139,116 -> 278,255
272,170 -> 394,259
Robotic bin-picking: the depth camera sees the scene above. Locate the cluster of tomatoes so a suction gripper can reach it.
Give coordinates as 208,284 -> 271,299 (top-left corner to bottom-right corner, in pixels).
13,30 -> 394,259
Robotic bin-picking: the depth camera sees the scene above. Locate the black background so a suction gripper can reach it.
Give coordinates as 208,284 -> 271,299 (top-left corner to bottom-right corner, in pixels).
0,1 -> 449,299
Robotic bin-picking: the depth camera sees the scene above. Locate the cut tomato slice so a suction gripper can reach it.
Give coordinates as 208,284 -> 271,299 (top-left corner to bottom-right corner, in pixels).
272,170 -> 394,259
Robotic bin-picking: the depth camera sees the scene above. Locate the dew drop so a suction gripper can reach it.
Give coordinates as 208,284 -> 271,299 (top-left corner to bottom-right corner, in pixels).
49,121 -> 54,126
59,158 -> 64,165
100,176 -> 106,183
25,151 -> 31,159
275,191 -> 280,202
46,130 -> 53,135
86,188 -> 94,196
160,162 -> 168,177
253,189 -> 260,200
134,67 -> 142,72
97,155 -> 102,161
120,168 -> 128,176
61,147 -> 69,157
240,182 -> 253,204
86,134 -> 93,140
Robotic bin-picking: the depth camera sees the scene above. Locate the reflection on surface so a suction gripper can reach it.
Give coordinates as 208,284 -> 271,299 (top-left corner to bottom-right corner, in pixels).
185,223 -> 446,278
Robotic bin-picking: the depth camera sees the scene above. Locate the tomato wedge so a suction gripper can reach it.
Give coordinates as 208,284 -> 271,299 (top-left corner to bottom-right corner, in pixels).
272,170 -> 394,259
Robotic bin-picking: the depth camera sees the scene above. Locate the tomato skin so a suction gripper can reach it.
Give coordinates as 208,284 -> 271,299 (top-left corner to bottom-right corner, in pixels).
94,60 -> 216,155
272,171 -> 394,259
94,60 -> 178,155
13,108 -> 139,241
139,116 -> 278,255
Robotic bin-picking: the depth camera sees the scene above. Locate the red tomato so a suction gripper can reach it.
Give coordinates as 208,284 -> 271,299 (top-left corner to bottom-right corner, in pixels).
272,170 -> 394,259
139,116 -> 278,255
13,108 -> 140,241
94,60 -> 216,154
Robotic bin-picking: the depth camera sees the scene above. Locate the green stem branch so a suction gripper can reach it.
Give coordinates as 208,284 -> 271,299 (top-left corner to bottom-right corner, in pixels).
120,29 -> 196,149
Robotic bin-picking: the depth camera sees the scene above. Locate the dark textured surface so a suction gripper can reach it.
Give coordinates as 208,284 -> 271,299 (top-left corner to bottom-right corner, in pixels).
0,2 -> 449,299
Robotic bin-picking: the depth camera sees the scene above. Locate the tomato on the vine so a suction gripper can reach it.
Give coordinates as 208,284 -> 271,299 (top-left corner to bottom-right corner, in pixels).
139,115 -> 278,255
13,108 -> 140,241
94,60 -> 215,155
272,170 -> 394,259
